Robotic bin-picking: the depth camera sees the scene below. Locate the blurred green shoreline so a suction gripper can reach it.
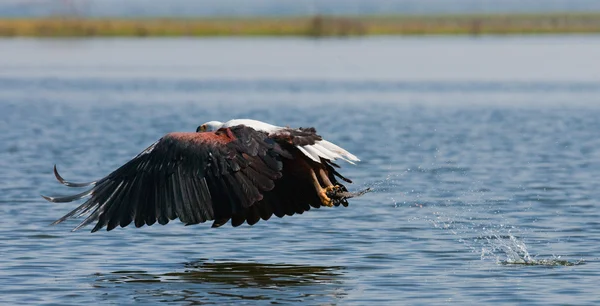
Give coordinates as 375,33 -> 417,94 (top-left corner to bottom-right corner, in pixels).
2,13 -> 600,37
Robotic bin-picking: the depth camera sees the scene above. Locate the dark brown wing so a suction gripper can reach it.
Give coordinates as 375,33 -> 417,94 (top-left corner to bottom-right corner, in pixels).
44,125 -> 290,232
269,127 -> 322,146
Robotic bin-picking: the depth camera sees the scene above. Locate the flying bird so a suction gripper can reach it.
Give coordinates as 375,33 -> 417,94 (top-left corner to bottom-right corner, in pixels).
44,119 -> 370,232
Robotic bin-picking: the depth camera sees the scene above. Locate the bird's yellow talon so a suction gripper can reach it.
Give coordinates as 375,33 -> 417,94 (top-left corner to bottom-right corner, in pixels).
324,185 -> 341,196
319,190 -> 334,207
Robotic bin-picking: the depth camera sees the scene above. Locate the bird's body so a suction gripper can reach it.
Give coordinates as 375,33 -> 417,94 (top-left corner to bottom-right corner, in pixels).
44,119 -> 369,232
203,119 -> 360,164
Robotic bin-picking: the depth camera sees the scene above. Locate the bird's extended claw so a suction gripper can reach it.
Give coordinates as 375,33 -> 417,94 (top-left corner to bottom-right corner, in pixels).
324,185 -> 342,198
318,189 -> 334,207
329,187 -> 372,201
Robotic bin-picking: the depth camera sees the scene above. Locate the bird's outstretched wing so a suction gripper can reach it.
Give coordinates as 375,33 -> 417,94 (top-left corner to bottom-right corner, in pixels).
44,125 -> 290,232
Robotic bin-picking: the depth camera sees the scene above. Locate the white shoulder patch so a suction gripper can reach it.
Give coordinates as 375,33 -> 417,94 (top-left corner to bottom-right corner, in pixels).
223,119 -> 281,133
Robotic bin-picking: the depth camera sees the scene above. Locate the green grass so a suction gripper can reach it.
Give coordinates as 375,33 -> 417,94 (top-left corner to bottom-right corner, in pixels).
1,13 -> 600,37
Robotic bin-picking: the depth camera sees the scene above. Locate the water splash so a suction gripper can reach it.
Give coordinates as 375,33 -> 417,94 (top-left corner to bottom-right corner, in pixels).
490,235 -> 585,266
430,213 -> 584,267
362,169 -> 411,208
370,166 -> 584,267
485,234 -> 533,263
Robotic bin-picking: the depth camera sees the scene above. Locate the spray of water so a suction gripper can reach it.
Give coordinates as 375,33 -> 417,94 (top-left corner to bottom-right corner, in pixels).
428,201 -> 582,266
365,167 -> 583,267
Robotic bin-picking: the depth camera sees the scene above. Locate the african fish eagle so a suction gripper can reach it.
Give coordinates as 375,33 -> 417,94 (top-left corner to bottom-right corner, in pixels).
43,119 -> 369,232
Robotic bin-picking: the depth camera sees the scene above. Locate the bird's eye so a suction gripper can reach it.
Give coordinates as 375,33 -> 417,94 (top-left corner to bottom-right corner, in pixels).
197,125 -> 206,132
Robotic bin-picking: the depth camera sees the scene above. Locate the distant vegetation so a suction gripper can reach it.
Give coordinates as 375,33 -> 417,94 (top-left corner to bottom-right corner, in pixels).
1,13 -> 600,37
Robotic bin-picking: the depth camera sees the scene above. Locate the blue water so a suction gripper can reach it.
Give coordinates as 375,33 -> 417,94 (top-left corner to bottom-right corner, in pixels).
1,36 -> 600,305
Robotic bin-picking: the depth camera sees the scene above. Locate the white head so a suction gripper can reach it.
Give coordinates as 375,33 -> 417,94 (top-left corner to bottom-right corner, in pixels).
197,121 -> 224,132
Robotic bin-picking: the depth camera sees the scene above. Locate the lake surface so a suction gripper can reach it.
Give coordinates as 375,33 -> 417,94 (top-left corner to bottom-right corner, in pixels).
1,36 -> 600,305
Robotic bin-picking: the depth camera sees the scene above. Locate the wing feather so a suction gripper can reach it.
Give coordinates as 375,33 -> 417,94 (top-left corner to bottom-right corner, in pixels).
45,126 -> 287,232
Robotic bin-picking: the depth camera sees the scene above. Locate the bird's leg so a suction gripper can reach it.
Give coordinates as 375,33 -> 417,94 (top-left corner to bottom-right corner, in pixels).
319,169 -> 342,197
310,169 -> 333,207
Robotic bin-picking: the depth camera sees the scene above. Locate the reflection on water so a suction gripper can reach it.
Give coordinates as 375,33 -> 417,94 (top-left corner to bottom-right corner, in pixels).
94,260 -> 347,304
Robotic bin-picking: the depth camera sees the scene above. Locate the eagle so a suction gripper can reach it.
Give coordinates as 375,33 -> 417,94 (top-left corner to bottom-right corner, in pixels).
43,119 -> 370,232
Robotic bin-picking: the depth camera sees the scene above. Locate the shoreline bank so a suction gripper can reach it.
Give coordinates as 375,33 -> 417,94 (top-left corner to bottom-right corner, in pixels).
1,13 -> 600,37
